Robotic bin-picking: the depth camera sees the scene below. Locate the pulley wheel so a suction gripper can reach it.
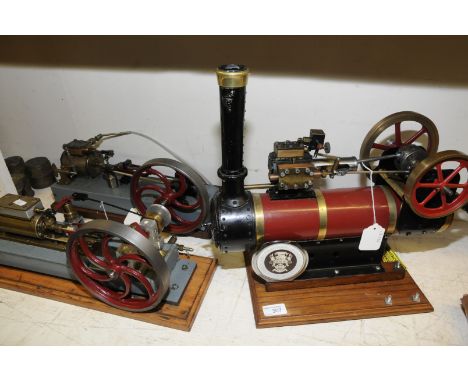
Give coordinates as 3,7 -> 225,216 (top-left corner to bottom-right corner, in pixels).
130,158 -> 209,234
404,150 -> 468,219
360,111 -> 439,170
251,242 -> 309,282
67,220 -> 170,312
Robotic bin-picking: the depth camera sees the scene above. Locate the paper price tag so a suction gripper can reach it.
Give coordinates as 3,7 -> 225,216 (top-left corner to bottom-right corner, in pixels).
124,208 -> 141,226
13,199 -> 27,207
262,303 -> 288,317
359,223 -> 385,251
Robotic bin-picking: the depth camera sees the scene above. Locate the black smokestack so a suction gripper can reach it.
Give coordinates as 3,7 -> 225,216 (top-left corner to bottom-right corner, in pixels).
211,64 -> 256,253
216,64 -> 249,207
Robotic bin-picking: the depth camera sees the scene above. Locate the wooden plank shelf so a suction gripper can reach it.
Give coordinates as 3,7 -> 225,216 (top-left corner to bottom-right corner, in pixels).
0,254 -> 216,332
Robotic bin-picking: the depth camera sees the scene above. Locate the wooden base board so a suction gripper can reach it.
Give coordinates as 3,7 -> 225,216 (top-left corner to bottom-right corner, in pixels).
0,254 -> 216,332
245,255 -> 433,329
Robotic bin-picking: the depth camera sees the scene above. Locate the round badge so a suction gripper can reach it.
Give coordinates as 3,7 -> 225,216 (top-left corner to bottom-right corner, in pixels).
251,242 -> 309,282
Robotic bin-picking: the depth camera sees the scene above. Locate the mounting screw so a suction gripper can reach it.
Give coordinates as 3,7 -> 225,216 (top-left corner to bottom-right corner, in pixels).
375,265 -> 381,271
384,295 -> 393,305
280,171 -> 285,177
334,269 -> 340,275
304,183 -> 309,189
412,292 -> 420,303
295,168 -> 300,174
181,264 -> 188,271
171,283 -> 179,290
284,169 -> 290,175
305,168 -> 311,174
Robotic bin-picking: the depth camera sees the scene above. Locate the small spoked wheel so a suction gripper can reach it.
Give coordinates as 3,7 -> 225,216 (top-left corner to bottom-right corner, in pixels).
67,220 -> 170,312
404,150 -> 468,219
360,111 -> 439,170
130,158 -> 209,234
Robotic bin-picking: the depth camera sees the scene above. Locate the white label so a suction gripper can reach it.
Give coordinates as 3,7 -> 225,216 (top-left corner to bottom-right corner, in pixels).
123,208 -> 141,226
359,223 -> 385,251
13,198 -> 27,207
262,303 -> 288,317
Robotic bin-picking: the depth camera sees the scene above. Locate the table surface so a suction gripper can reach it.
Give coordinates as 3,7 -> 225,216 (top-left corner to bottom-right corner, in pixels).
0,189 -> 467,345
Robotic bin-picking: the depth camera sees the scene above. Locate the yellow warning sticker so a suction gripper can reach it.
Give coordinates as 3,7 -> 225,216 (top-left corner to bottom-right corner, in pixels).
382,249 -> 406,270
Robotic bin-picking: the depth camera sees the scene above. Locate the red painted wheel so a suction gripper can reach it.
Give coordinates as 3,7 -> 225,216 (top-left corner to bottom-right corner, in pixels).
130,158 -> 209,234
404,150 -> 468,219
360,111 -> 439,170
67,220 -> 170,312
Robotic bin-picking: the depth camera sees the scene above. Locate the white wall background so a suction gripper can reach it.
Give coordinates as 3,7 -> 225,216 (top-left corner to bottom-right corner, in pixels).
0,65 -> 467,189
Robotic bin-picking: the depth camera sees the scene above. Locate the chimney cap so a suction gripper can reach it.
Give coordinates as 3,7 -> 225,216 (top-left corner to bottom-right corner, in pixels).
217,64 -> 249,88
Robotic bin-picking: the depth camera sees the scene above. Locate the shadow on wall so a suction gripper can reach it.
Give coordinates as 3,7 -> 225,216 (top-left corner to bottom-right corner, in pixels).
1,36 -> 468,87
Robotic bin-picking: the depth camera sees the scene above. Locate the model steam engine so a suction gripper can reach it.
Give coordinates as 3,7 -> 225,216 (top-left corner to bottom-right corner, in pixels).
0,64 -> 467,318
210,64 -> 466,283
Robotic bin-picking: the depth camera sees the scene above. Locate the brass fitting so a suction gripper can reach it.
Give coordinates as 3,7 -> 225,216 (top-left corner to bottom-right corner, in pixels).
216,64 -> 249,88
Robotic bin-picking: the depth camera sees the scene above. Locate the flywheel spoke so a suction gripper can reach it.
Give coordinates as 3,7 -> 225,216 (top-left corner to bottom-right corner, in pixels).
436,163 -> 445,183
442,165 -> 463,185
172,197 -> 201,211
100,236 -> 116,264
119,274 -> 132,299
416,181 -> 439,188
418,188 -> 439,206
78,237 -> 109,269
138,184 -> 166,196
403,126 -> 427,145
120,265 -> 155,298
77,256 -> 112,282
117,253 -> 149,265
372,143 -> 394,151
394,122 -> 402,145
172,173 -> 188,197
144,168 -> 172,189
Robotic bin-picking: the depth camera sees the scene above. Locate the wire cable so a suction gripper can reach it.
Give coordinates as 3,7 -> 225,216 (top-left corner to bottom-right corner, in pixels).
97,130 -> 212,185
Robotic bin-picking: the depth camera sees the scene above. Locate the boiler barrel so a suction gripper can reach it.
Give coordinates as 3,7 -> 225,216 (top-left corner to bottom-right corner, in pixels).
253,186 -> 401,243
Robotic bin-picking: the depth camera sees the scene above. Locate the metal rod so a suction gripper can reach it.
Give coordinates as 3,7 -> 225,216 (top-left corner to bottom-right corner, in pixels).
245,183 -> 271,190
357,154 -> 401,163
348,170 -> 409,174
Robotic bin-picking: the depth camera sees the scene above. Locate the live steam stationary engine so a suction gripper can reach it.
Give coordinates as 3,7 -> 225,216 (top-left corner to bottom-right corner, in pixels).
0,64 -> 467,323
210,64 -> 467,283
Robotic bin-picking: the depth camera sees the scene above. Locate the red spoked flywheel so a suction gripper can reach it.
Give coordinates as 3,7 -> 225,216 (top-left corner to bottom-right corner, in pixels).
130,158 -> 209,234
67,220 -> 170,312
404,150 -> 468,219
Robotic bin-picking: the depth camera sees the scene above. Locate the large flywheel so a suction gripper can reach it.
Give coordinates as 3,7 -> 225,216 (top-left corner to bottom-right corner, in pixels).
360,111 -> 439,170
130,158 -> 209,234
67,220 -> 170,312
